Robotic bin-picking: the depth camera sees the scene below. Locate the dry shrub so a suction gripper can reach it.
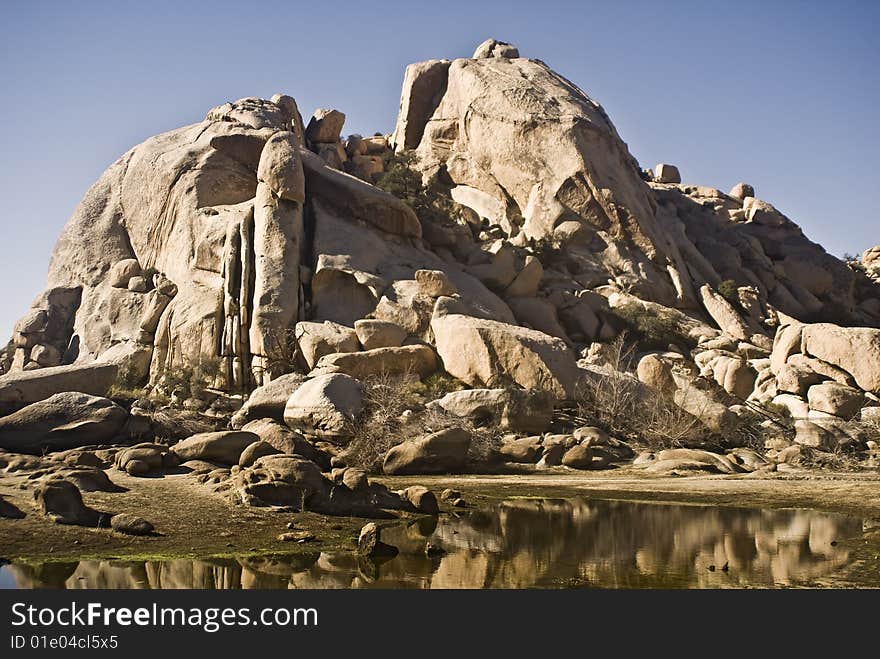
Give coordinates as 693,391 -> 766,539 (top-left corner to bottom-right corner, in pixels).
342,370 -> 503,472
570,336 -> 705,450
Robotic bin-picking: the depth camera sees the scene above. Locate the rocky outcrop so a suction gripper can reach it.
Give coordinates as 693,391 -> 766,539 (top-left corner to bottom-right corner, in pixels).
0,393 -> 128,454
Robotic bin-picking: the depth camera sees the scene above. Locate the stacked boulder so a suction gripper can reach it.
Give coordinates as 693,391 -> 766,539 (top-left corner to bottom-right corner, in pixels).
746,319 -> 880,450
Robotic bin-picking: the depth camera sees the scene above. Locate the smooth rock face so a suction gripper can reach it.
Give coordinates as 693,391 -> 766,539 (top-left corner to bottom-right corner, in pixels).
499,437 -> 542,463
109,259 -> 142,288
228,454 -> 330,508
0,393 -> 128,454
399,52 -> 673,294
654,163 -> 681,184
257,131 -> 305,202
354,319 -> 408,350
728,183 -> 755,200
472,38 -> 520,59
401,485 -> 439,514
0,363 -> 119,415
431,306 -> 580,399
794,420 -> 838,450
311,345 -> 438,380
238,440 -> 282,468
801,324 -> 880,394
171,431 -> 259,465
382,428 -> 471,475
391,59 -> 452,151
415,269 -> 458,297
699,284 -> 751,341
295,321 -> 360,371
806,382 -> 864,419
306,108 -> 346,144
239,419 -> 327,467
283,373 -> 363,439
561,444 -> 593,469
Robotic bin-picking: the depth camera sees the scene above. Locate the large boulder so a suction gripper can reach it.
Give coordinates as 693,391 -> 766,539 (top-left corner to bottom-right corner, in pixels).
801,324 -> 880,394
231,373 -> 307,428
240,418 -> 328,468
699,285 -> 751,341
427,388 -> 554,433
171,431 -> 259,465
0,363 -> 119,415
283,373 -> 363,439
431,302 -> 580,399
382,428 -> 471,475
311,345 -> 437,380
226,454 -> 331,508
295,321 -> 360,370
806,382 -> 864,419
33,480 -> 106,526
353,319 -> 408,350
499,436 -> 543,463
0,392 -> 128,454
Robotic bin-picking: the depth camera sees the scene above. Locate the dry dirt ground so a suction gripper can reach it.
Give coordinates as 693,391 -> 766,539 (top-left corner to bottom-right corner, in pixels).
2,465 -> 880,563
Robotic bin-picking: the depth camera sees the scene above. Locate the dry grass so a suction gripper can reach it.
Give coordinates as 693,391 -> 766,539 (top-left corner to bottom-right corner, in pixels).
342,370 -> 503,472
568,336 -> 704,450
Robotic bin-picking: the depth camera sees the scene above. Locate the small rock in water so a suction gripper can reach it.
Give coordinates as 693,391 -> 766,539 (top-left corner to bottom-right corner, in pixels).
357,522 -> 398,557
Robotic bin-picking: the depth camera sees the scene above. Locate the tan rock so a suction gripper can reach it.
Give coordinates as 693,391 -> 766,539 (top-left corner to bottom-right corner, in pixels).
257,131 -> 305,202
390,59 -> 452,152
353,319 -> 408,351
472,38 -> 520,59
294,321 -> 359,371
504,255 -> 543,297
508,297 -> 570,343
312,345 -> 437,380
801,324 -> 880,394
382,428 -> 471,475
654,163 -> 681,184
806,382 -> 864,419
0,363 -> 119,415
283,373 -> 363,439
428,387 -> 554,434
305,108 -> 345,144
108,259 -> 142,288
770,322 -> 804,374
432,304 -> 580,399
171,431 -> 259,466
699,284 -> 751,341
728,182 -> 754,200
415,269 -> 458,297
301,148 -> 422,238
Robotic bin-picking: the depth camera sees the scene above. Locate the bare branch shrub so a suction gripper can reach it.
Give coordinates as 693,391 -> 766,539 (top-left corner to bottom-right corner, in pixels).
570,335 -> 705,450
342,369 -> 502,472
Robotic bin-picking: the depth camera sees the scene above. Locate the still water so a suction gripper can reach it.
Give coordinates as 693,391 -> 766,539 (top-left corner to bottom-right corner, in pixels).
2,498 -> 876,589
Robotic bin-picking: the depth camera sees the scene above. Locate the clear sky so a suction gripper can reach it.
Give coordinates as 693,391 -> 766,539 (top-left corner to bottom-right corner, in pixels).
1,0 -> 877,340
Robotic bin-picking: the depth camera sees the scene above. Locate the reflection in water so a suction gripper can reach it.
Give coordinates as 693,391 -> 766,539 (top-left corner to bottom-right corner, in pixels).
1,499 -> 870,589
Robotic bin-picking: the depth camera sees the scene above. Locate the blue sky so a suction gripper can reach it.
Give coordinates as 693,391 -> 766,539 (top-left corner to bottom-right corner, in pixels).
1,0 -> 877,339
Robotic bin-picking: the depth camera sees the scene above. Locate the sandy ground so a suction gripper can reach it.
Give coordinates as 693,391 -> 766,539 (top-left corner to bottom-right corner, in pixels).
2,464 -> 880,562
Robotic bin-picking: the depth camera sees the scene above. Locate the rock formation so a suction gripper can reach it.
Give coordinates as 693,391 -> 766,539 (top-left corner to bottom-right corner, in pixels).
0,37 -> 878,486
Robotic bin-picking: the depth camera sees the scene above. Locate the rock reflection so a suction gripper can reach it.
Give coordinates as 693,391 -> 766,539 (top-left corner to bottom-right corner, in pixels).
3,500 -> 865,589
